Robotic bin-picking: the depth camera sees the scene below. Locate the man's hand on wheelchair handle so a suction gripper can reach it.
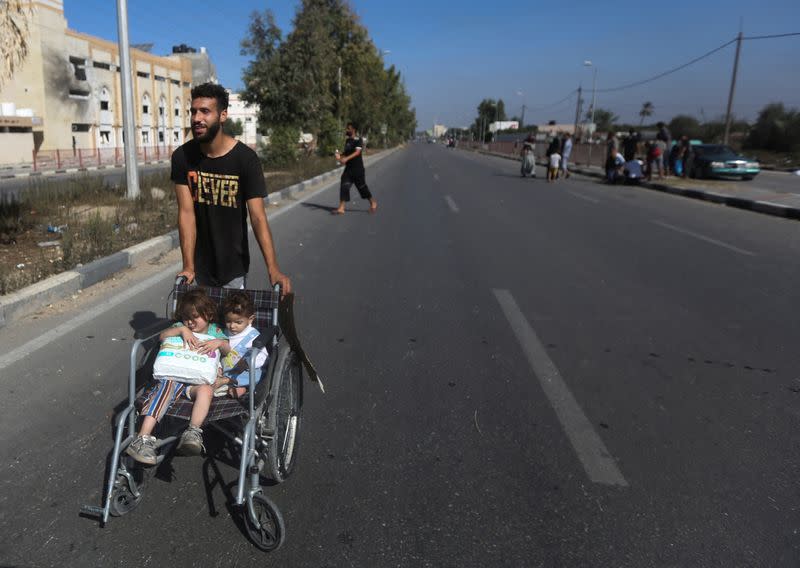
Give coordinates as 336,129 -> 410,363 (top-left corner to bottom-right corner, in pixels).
270,269 -> 292,297
176,269 -> 195,284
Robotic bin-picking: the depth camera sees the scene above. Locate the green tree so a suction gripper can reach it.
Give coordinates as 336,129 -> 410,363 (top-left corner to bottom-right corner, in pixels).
261,125 -> 299,168
746,103 -> 800,152
668,115 -> 702,139
222,118 -> 243,137
586,107 -> 618,132
472,98 -> 506,141
240,1 -> 415,153
639,101 -> 654,126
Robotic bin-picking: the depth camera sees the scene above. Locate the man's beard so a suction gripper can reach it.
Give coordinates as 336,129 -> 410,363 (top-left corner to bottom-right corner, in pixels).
193,121 -> 221,143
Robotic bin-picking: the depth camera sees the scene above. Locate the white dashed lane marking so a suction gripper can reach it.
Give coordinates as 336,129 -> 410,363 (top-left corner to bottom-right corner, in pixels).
493,289 -> 629,487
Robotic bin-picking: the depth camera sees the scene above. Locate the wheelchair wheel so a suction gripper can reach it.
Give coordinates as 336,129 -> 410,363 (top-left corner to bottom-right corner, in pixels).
109,457 -> 147,517
245,492 -> 285,552
260,345 -> 303,484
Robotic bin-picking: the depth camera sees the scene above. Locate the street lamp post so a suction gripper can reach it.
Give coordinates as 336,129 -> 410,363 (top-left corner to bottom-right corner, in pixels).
584,60 -> 598,167
116,0 -> 139,198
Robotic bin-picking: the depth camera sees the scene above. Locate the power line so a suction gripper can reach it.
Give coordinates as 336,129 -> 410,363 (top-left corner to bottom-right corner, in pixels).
743,32 -> 800,40
526,89 -> 577,111
596,38 -> 737,94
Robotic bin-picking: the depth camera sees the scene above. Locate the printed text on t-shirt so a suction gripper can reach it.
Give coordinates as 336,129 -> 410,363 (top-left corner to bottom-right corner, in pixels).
187,171 -> 240,208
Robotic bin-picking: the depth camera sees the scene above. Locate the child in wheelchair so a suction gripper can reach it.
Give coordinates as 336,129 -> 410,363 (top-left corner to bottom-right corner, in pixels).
213,291 -> 268,400
126,289 -> 268,465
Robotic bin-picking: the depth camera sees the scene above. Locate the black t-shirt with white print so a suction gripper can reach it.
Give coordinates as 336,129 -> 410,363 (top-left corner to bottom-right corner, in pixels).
170,140 -> 267,286
343,136 -> 365,173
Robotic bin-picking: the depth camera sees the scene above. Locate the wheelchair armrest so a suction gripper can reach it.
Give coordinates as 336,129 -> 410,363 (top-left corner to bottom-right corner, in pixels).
253,326 -> 279,350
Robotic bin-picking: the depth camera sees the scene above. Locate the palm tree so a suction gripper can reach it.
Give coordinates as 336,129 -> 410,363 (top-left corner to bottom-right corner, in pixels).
639,101 -> 654,126
0,1 -> 32,88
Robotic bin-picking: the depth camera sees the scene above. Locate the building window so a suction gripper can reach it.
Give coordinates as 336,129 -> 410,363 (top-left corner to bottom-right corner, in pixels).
154,75 -> 166,82
173,131 -> 180,142
137,71 -> 150,79
71,123 -> 91,132
183,81 -> 190,87
68,88 -> 90,98
171,79 -> 180,86
174,108 -> 180,117
158,131 -> 164,143
245,117 -> 252,122
93,61 -> 111,70
69,56 -> 87,81
100,131 -> 110,143
100,100 -> 109,110
142,104 -> 149,114
142,130 -> 149,144
159,106 -> 164,116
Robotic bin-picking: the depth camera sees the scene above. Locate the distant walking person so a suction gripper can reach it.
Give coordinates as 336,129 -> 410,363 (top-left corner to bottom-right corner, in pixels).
548,150 -> 561,182
333,122 -> 377,215
622,129 -> 638,161
520,134 -> 536,178
560,133 -> 573,179
656,122 -> 672,175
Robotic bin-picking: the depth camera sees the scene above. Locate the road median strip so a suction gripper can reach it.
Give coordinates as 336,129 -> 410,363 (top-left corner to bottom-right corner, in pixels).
0,147 -> 400,330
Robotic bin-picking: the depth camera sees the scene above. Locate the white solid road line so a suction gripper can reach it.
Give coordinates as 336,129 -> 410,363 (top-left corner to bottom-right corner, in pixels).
445,195 -> 460,213
0,262 -> 182,372
567,190 -> 600,204
652,220 -> 756,256
493,289 -> 629,487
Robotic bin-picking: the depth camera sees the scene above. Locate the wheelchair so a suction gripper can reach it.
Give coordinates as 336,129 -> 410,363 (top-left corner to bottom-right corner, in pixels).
81,278 -> 321,552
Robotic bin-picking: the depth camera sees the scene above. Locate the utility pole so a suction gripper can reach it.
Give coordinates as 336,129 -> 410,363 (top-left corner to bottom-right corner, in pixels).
587,67 -> 598,166
520,104 -> 526,129
116,0 -> 139,199
723,30 -> 743,145
573,85 -> 583,141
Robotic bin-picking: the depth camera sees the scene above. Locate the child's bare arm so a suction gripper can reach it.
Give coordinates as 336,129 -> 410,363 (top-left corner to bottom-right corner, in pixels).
197,338 -> 229,356
159,325 -> 199,349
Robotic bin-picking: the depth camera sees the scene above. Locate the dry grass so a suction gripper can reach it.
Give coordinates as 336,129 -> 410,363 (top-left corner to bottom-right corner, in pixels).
0,152 -> 349,295
0,171 -> 176,295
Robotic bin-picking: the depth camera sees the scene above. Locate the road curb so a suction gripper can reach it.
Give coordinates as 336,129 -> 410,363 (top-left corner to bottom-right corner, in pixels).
0,147 -> 399,329
470,148 -> 800,222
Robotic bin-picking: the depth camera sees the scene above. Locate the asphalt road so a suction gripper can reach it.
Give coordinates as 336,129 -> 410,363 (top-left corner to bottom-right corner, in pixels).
1,143 -> 798,567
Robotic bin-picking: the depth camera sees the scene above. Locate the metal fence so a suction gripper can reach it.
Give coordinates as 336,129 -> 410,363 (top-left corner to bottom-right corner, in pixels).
29,143 -> 259,172
31,145 -> 175,172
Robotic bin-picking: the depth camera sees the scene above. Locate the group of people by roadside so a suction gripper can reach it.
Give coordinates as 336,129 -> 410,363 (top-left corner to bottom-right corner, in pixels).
518,132 -> 574,182
605,122 -> 693,185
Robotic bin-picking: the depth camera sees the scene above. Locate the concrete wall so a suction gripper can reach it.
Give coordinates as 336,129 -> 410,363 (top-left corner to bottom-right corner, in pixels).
0,132 -> 34,164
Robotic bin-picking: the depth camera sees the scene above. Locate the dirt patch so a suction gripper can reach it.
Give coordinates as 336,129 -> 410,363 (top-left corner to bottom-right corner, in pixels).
0,171 -> 176,295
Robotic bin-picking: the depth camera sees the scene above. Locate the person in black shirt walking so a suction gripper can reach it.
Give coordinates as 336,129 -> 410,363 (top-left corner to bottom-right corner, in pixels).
171,82 -> 291,293
333,122 -> 377,215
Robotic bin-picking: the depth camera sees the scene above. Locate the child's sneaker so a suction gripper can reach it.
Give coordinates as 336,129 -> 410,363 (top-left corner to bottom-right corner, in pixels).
176,426 -> 204,456
125,435 -> 157,465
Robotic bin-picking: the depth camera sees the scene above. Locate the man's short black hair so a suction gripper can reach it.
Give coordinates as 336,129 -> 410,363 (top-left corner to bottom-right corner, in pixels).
191,82 -> 229,111
346,121 -> 359,132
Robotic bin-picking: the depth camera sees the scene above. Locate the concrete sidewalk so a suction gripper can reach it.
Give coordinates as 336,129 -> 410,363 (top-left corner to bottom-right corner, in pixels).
0,147 -> 400,329
475,148 -> 800,221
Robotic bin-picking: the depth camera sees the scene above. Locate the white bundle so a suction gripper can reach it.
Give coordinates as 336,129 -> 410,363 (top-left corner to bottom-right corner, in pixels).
153,332 -> 220,385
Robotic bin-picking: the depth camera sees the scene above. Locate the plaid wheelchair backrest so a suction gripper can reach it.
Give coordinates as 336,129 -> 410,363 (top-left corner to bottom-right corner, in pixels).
173,283 -> 280,331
